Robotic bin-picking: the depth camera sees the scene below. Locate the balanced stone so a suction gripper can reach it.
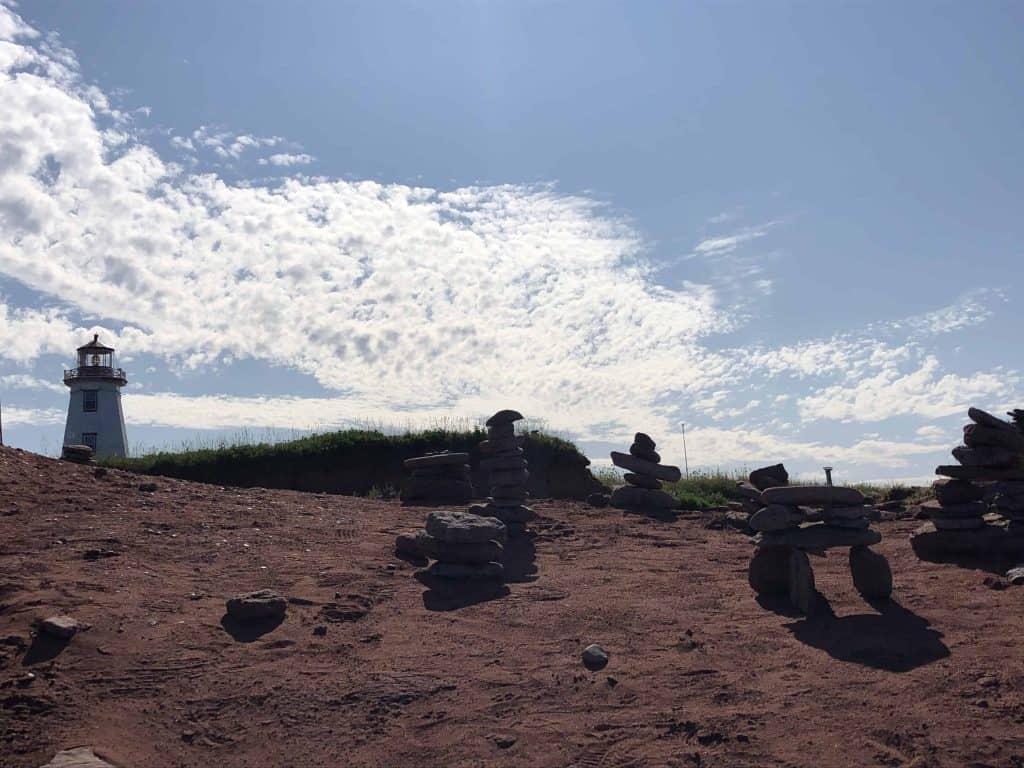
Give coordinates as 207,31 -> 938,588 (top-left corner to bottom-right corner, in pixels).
824,516 -> 870,530
964,423 -> 1024,452
480,436 -> 524,454
918,500 -> 987,518
952,445 -> 1020,468
610,451 -> 682,482
822,505 -> 872,520
933,516 -> 987,530
756,523 -> 881,550
491,468 -> 529,486
936,465 -> 1024,482
749,463 -> 789,492
418,534 -> 503,564
788,550 -> 819,615
487,422 -> 516,440
633,432 -> 656,451
761,486 -> 865,507
748,545 -> 792,595
629,444 -> 661,463
749,504 -> 803,533
968,407 -> 1016,431
486,409 -> 525,427
736,482 -> 764,503
933,478 -> 984,505
426,561 -> 504,580
426,510 -> 506,544
404,452 -> 470,469
624,472 -> 662,490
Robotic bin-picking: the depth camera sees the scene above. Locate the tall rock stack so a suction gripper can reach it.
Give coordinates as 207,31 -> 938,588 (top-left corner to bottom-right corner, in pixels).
748,484 -> 891,614
471,409 -> 536,537
396,510 -> 506,581
609,433 -> 681,513
913,407 -> 1024,558
400,451 -> 474,505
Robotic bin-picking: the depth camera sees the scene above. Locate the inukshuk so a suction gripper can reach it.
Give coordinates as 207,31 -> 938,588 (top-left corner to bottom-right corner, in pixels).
748,483 -> 892,614
470,409 -> 535,537
912,407 -> 1024,558
400,451 -> 474,505
608,433 -> 681,513
404,510 -> 506,581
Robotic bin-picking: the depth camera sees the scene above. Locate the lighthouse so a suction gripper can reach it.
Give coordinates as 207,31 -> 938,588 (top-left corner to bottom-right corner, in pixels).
62,334 -> 129,458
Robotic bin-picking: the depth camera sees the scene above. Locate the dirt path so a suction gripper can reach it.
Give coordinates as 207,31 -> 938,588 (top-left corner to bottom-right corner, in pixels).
1,446 -> 1023,767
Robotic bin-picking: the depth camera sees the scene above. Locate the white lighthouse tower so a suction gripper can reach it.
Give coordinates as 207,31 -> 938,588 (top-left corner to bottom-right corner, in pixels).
62,334 -> 129,458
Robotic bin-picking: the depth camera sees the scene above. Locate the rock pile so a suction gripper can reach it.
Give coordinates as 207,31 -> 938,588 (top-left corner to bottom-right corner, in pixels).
60,444 -> 94,465
470,410 -> 535,537
931,407 -> 1024,530
400,451 -> 474,505
609,433 -> 680,512
748,482 -> 892,614
398,510 -> 506,581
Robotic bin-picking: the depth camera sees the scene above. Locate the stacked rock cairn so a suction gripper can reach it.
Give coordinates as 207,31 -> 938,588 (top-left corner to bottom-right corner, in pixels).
747,475 -> 892,614
397,510 -> 506,581
609,433 -> 681,513
470,409 -> 535,538
400,451 -> 474,505
914,407 -> 1024,550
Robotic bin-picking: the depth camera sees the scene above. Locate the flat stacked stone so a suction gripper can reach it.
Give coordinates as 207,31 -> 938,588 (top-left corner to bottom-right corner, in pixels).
740,463 -> 789,529
749,483 -> 891,613
400,451 -> 474,505
469,409 -> 535,537
608,433 -> 680,512
417,510 -> 506,581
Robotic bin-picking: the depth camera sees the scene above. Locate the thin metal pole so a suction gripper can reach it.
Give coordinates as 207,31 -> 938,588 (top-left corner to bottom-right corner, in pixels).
680,422 -> 689,480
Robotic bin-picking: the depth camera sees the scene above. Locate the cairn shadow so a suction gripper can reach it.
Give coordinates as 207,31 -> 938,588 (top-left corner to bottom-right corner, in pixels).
415,571 -> 510,612
219,613 -> 285,643
910,534 -> 1012,576
22,634 -> 71,666
784,598 -> 949,673
502,534 -> 538,583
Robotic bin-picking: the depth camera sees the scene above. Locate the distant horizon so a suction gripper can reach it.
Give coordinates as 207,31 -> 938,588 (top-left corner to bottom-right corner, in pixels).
1,1 -> 1022,482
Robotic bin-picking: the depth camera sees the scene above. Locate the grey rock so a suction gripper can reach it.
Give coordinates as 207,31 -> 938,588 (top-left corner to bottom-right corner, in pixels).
968,407 -> 1015,431
629,444 -> 661,463
849,546 -> 893,599
952,445 -> 1020,468
419,535 -> 504,564
748,545 -> 792,596
40,616 -> 80,640
582,643 -> 609,671
749,504 -> 803,533
486,409 -> 525,427
425,561 -> 504,580
936,465 -> 1024,482
610,451 -> 681,482
226,590 -> 287,621
736,482 -> 764,503
918,500 -> 988,519
822,504 -> 872,520
761,485 -> 865,507
476,503 -> 536,524
403,452 -> 471,469
749,463 -> 789,491
41,747 -> 117,768
788,549 -> 820,615
756,523 -> 881,550
426,510 -> 507,544
610,485 -> 678,510
623,472 -> 662,490
964,423 -> 1024,452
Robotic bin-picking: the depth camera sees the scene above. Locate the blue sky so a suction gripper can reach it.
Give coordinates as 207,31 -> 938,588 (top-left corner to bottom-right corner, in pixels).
1,1 -> 1022,482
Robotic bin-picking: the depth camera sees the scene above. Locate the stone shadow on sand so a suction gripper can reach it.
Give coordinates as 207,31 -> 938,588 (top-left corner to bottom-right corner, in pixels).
783,598 -> 950,673
502,533 -> 538,583
415,571 -> 510,611
220,613 -> 285,643
22,633 -> 71,666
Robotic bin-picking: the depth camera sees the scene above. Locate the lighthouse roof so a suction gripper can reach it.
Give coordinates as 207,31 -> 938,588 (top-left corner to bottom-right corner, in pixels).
77,334 -> 114,354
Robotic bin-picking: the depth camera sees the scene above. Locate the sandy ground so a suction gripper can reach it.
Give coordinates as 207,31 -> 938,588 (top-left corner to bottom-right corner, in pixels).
1,445 -> 1023,768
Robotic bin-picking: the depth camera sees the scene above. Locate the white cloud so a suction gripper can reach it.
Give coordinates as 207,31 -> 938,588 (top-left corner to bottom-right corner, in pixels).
691,222 -> 777,257
1,405 -> 63,426
258,153 -> 314,167
0,373 -> 64,393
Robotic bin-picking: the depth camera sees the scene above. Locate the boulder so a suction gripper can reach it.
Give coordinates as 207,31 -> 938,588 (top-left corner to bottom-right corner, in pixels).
761,486 -> 865,507
609,452 -> 681,482
749,504 -> 803,533
425,510 -> 507,544
486,409 -> 525,427
748,545 -> 792,595
610,485 -> 678,510
226,590 -> 287,621
756,524 -> 881,550
749,463 -> 789,491
849,546 -> 893,599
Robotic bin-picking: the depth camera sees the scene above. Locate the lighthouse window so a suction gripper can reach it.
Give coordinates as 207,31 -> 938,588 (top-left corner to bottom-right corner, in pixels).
82,433 -> 97,451
83,390 -> 98,412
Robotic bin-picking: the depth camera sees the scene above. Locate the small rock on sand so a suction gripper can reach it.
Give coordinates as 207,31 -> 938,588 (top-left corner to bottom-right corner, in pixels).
582,643 -> 609,671
40,616 -> 81,640
225,589 -> 287,621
